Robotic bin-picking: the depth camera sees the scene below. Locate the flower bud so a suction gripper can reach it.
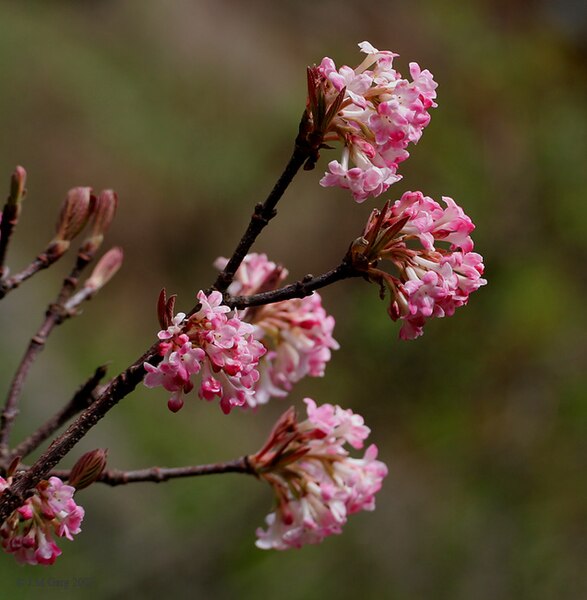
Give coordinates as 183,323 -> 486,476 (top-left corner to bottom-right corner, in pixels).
6,455 -> 21,478
157,288 -> 177,330
63,247 -> 124,311
80,189 -> 118,256
68,448 -> 108,490
54,187 -> 94,243
8,166 -> 27,207
83,247 -> 123,292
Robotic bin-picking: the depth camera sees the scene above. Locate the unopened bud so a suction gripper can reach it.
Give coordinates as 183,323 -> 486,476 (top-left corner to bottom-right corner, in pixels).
8,166 -> 27,206
54,187 -> 94,243
81,189 -> 118,255
64,247 -> 123,310
157,288 -> 177,329
6,455 -> 21,478
83,246 -> 123,293
68,448 -> 108,490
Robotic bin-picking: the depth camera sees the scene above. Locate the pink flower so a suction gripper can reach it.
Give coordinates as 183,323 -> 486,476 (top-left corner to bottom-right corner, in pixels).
250,399 -> 387,550
215,253 -> 339,406
253,294 -> 339,407
309,41 -> 437,202
320,158 -> 400,204
352,191 -> 486,339
144,290 -> 266,414
0,476 -> 84,565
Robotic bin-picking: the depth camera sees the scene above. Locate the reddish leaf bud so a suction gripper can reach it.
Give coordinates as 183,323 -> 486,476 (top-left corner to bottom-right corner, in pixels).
68,448 -> 108,490
6,455 -> 21,478
8,166 -> 27,206
81,189 -> 118,255
54,187 -> 94,243
157,288 -> 177,330
83,246 -> 123,292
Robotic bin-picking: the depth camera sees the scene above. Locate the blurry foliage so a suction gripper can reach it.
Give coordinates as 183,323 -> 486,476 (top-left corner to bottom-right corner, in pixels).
0,1 -> 585,599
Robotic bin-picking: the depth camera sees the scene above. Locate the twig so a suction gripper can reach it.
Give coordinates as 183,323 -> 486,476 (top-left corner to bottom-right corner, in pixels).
211,113 -> 313,296
0,186 -> 95,300
227,261 -> 357,309
51,457 -> 253,487
0,256 -> 54,298
8,366 -> 108,463
0,252 -> 95,455
0,342 -> 161,521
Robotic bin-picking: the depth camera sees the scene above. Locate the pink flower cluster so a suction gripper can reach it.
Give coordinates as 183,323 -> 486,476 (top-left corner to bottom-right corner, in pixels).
144,290 -> 266,414
0,476 -> 84,565
215,253 -> 339,406
356,191 -> 486,339
314,41 -> 437,202
251,399 -> 387,550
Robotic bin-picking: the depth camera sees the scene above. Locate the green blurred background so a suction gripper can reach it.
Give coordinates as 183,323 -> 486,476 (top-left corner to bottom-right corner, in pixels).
0,1 -> 585,598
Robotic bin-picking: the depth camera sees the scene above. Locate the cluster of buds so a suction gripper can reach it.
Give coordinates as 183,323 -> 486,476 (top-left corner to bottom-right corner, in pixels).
42,187 -> 118,263
215,253 -> 339,406
306,41 -> 437,202
351,191 -> 486,339
144,290 -> 266,414
0,476 -> 84,565
250,399 -> 387,549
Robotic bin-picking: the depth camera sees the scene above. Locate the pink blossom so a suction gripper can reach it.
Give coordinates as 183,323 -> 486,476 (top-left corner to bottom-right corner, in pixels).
0,476 -> 84,565
144,290 -> 266,414
320,158 -> 400,204
214,254 -> 287,296
251,400 -> 387,550
215,253 -> 339,406
252,294 -> 339,406
310,41 -> 437,202
353,191 -> 486,339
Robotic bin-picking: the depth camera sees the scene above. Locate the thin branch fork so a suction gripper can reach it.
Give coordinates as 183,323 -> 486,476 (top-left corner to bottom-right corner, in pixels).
7,365 -> 108,464
0,342 -> 161,522
0,251 -> 95,455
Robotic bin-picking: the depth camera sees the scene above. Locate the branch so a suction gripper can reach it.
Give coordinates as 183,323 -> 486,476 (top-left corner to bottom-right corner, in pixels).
51,457 -> 253,487
8,366 -> 108,463
211,113 -> 312,297
0,118 -> 319,520
0,251 -> 95,455
0,186 -> 94,300
0,342 -> 161,521
227,261 -> 357,309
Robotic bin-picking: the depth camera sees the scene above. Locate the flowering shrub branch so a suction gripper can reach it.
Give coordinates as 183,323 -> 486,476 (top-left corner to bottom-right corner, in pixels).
0,41 -> 486,562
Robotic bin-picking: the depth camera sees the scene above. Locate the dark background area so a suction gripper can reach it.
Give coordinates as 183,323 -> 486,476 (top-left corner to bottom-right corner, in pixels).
0,1 -> 585,598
